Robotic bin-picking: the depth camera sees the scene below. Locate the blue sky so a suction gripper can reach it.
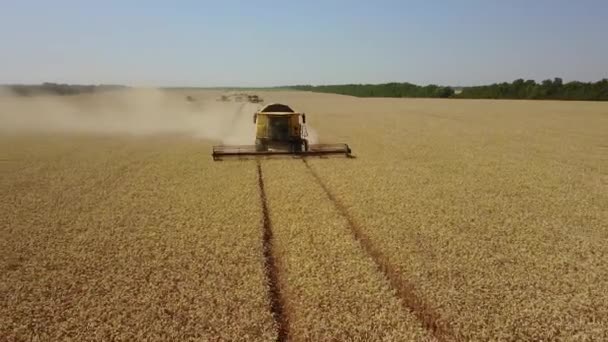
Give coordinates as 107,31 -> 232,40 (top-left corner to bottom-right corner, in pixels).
1,0 -> 607,86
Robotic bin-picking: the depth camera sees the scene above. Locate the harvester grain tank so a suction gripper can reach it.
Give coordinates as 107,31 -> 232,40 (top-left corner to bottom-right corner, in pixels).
212,103 -> 352,160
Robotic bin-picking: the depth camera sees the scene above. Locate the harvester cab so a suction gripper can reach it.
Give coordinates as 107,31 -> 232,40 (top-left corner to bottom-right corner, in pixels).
212,103 -> 352,160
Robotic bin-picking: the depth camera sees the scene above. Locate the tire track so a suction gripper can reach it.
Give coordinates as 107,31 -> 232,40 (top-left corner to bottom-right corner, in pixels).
302,158 -> 457,342
256,161 -> 289,342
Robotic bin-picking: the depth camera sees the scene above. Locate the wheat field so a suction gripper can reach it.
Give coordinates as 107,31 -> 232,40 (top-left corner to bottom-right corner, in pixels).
1,90 -> 607,341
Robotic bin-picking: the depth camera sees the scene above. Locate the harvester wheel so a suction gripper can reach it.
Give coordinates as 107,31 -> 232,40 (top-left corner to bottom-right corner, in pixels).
291,141 -> 307,153
255,139 -> 267,152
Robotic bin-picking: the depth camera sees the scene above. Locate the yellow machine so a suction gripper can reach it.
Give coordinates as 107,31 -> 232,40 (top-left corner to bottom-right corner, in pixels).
212,103 -> 352,160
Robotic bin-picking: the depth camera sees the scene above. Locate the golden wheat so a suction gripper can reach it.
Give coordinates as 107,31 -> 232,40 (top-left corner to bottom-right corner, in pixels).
1,136 -> 275,341
261,159 -> 434,341
2,91 -> 607,341
299,96 -> 608,340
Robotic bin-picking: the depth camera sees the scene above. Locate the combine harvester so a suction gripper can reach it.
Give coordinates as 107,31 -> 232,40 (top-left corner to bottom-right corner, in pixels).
247,94 -> 263,103
212,103 -> 352,160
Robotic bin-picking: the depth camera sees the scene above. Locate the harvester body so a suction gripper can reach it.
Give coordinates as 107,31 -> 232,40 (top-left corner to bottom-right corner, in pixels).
254,104 -> 307,152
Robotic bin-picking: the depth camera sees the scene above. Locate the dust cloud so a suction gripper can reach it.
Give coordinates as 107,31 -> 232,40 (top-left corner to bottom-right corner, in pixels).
304,126 -> 319,144
0,89 -> 258,144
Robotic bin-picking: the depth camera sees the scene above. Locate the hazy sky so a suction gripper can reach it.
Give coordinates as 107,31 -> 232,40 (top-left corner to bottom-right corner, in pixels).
1,0 -> 607,86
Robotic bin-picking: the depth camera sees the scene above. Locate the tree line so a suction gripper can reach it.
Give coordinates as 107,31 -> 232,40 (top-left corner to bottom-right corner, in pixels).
290,83 -> 455,98
456,78 -> 608,101
3,83 -> 127,96
289,78 -> 608,101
